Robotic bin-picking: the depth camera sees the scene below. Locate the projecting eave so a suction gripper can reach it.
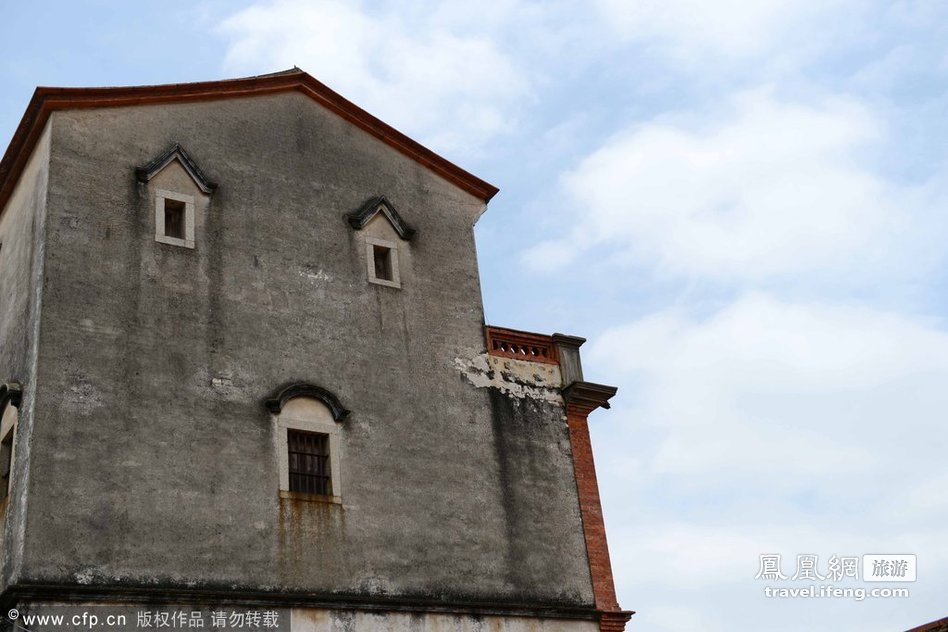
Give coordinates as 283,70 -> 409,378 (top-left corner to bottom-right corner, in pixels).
0,68 -> 500,217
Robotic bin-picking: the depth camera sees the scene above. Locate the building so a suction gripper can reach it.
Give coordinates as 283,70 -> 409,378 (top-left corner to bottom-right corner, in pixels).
0,69 -> 632,632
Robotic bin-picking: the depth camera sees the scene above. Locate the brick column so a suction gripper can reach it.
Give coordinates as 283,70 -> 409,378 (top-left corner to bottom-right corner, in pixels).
562,380 -> 633,631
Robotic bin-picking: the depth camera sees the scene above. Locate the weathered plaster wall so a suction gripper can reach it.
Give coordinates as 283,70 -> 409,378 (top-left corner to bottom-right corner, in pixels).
291,607 -> 598,632
455,355 -> 564,404
19,93 -> 593,609
0,123 -> 51,593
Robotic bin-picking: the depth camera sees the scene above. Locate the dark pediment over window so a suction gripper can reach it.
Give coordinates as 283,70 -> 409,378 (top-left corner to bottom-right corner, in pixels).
346,196 -> 416,241
135,143 -> 217,193
264,383 -> 350,422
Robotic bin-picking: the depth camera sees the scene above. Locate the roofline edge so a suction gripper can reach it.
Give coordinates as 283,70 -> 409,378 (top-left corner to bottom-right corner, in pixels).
0,70 -> 499,217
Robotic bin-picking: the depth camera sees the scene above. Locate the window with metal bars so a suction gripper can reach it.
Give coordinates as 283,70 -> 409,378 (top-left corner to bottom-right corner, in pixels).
287,429 -> 331,495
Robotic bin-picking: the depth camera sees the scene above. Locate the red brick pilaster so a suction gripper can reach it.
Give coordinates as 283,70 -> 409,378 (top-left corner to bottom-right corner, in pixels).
599,611 -> 634,632
563,382 -> 633,631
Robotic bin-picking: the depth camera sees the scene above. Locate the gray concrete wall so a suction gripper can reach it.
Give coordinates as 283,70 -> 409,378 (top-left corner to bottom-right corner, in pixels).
0,123 -> 51,593
17,93 -> 594,609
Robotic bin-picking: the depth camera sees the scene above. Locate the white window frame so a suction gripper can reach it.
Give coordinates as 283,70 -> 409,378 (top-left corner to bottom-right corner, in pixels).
0,404 -> 17,503
276,405 -> 342,504
155,189 -> 195,249
365,236 -> 400,288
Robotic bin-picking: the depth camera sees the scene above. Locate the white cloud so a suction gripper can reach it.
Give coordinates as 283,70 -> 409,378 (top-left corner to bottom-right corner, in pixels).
613,523 -> 886,589
646,603 -> 724,632
589,294 -> 948,487
596,294 -> 948,392
907,472 -> 948,514
218,0 -> 529,153
589,294 -> 948,629
524,89 -> 945,282
594,0 -> 853,62
609,520 -> 948,631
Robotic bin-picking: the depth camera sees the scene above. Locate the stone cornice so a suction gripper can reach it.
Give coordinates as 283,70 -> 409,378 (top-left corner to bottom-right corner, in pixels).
562,381 -> 617,415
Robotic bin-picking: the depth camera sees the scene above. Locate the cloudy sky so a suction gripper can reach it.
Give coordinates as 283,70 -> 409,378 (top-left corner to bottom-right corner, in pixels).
2,1 -> 946,629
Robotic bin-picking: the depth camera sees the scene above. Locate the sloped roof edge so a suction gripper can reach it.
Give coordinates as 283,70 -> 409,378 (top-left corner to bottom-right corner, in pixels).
0,69 -> 499,215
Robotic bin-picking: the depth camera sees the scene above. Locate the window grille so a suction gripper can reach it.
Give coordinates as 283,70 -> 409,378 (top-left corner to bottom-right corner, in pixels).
287,429 -> 331,495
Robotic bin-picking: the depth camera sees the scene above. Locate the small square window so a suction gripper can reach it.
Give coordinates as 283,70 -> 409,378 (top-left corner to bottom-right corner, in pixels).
164,199 -> 186,240
155,190 -> 195,249
373,245 -> 393,281
287,429 -> 332,496
365,237 -> 400,288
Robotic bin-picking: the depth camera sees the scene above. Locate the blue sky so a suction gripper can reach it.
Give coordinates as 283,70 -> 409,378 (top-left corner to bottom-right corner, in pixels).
2,1 -> 947,629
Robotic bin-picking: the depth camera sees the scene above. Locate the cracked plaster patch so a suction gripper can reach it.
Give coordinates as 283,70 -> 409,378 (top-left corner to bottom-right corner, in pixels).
454,353 -> 564,404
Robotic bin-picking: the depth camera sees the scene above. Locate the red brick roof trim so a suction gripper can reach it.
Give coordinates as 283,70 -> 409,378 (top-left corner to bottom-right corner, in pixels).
905,618 -> 948,632
0,69 -> 499,216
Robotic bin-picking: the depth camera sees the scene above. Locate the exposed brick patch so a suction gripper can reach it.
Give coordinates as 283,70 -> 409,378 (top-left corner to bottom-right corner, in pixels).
484,326 -> 559,364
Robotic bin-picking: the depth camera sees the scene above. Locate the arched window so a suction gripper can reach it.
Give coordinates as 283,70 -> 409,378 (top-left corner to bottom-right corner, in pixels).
0,382 -> 22,504
266,384 -> 347,504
